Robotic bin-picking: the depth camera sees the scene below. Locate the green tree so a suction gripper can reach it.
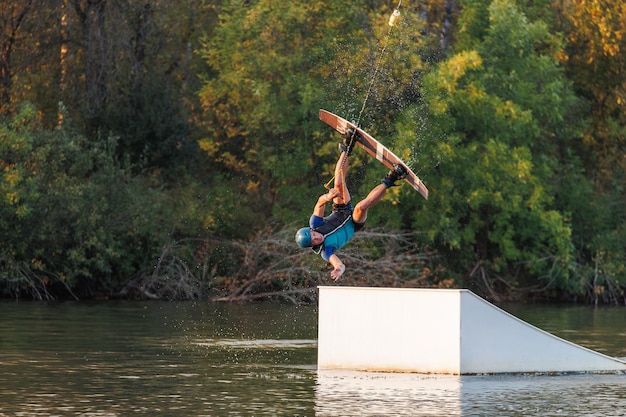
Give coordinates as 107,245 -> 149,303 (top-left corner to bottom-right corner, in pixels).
0,1 -> 33,112
2,0 -> 214,171
197,0 -> 438,228
197,1 -> 357,222
0,104 -> 172,299
554,0 -> 626,302
414,0 -> 579,297
559,0 -> 626,187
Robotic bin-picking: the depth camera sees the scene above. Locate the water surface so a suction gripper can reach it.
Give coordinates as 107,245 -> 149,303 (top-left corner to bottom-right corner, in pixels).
0,300 -> 624,416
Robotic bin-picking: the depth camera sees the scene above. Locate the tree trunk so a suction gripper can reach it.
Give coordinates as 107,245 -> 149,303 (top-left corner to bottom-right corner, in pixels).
69,0 -> 108,131
0,1 -> 33,113
441,0 -> 455,50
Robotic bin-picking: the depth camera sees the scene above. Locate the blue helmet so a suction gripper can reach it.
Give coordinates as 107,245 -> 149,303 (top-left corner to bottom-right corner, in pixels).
295,227 -> 312,248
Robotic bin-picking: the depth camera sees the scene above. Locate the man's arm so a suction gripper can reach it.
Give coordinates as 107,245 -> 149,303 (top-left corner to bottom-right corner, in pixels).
313,188 -> 339,217
328,254 -> 345,281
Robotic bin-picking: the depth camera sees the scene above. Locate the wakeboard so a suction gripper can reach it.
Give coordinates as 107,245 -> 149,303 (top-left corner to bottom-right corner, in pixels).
319,109 -> 428,199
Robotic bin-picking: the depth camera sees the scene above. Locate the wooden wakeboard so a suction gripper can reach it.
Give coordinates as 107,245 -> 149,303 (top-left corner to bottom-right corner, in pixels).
319,109 -> 428,199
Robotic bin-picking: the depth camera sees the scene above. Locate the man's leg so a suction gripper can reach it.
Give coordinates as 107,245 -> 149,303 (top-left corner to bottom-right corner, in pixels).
353,164 -> 408,223
353,184 -> 386,223
333,128 -> 362,204
333,150 -> 350,204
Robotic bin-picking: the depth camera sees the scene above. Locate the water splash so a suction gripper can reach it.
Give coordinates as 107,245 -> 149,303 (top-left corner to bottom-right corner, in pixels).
194,338 -> 317,349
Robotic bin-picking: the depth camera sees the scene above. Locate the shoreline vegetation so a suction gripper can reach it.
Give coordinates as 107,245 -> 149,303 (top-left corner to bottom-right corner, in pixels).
1,1 -> 625,305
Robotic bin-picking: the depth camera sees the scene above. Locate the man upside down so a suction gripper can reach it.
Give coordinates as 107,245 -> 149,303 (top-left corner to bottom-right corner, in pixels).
295,130 -> 407,281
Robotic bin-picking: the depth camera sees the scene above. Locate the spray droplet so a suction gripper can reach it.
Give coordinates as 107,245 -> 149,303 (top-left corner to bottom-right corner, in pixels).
388,9 -> 400,26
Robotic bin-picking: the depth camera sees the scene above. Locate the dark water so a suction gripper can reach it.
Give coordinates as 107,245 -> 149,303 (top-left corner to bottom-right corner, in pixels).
0,300 -> 624,416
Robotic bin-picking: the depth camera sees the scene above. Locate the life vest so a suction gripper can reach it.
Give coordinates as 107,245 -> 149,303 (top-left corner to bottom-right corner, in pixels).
313,212 -> 355,252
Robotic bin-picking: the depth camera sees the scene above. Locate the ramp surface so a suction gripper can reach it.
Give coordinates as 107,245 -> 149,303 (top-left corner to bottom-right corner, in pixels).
317,287 -> 626,374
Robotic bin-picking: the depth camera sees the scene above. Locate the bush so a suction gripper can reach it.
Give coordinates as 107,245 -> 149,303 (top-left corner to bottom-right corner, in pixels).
0,104 -> 169,299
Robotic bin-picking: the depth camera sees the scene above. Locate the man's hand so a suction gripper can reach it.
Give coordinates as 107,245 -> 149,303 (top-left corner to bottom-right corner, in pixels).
314,188 -> 340,217
330,264 -> 345,281
329,254 -> 345,281
324,188 -> 340,203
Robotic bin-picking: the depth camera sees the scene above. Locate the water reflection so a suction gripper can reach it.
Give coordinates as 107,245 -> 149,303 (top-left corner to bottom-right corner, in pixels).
316,371 -> 462,416
315,370 -> 626,416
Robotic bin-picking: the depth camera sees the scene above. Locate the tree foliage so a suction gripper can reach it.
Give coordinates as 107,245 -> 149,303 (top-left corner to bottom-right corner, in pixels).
415,0 -> 582,298
1,104 -> 161,298
0,0 -> 625,303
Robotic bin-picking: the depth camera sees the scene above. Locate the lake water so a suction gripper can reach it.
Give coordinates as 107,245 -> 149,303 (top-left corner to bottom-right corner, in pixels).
0,298 -> 624,416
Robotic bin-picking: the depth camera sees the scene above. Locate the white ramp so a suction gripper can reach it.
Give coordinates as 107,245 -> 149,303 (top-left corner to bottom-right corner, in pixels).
317,286 -> 626,374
